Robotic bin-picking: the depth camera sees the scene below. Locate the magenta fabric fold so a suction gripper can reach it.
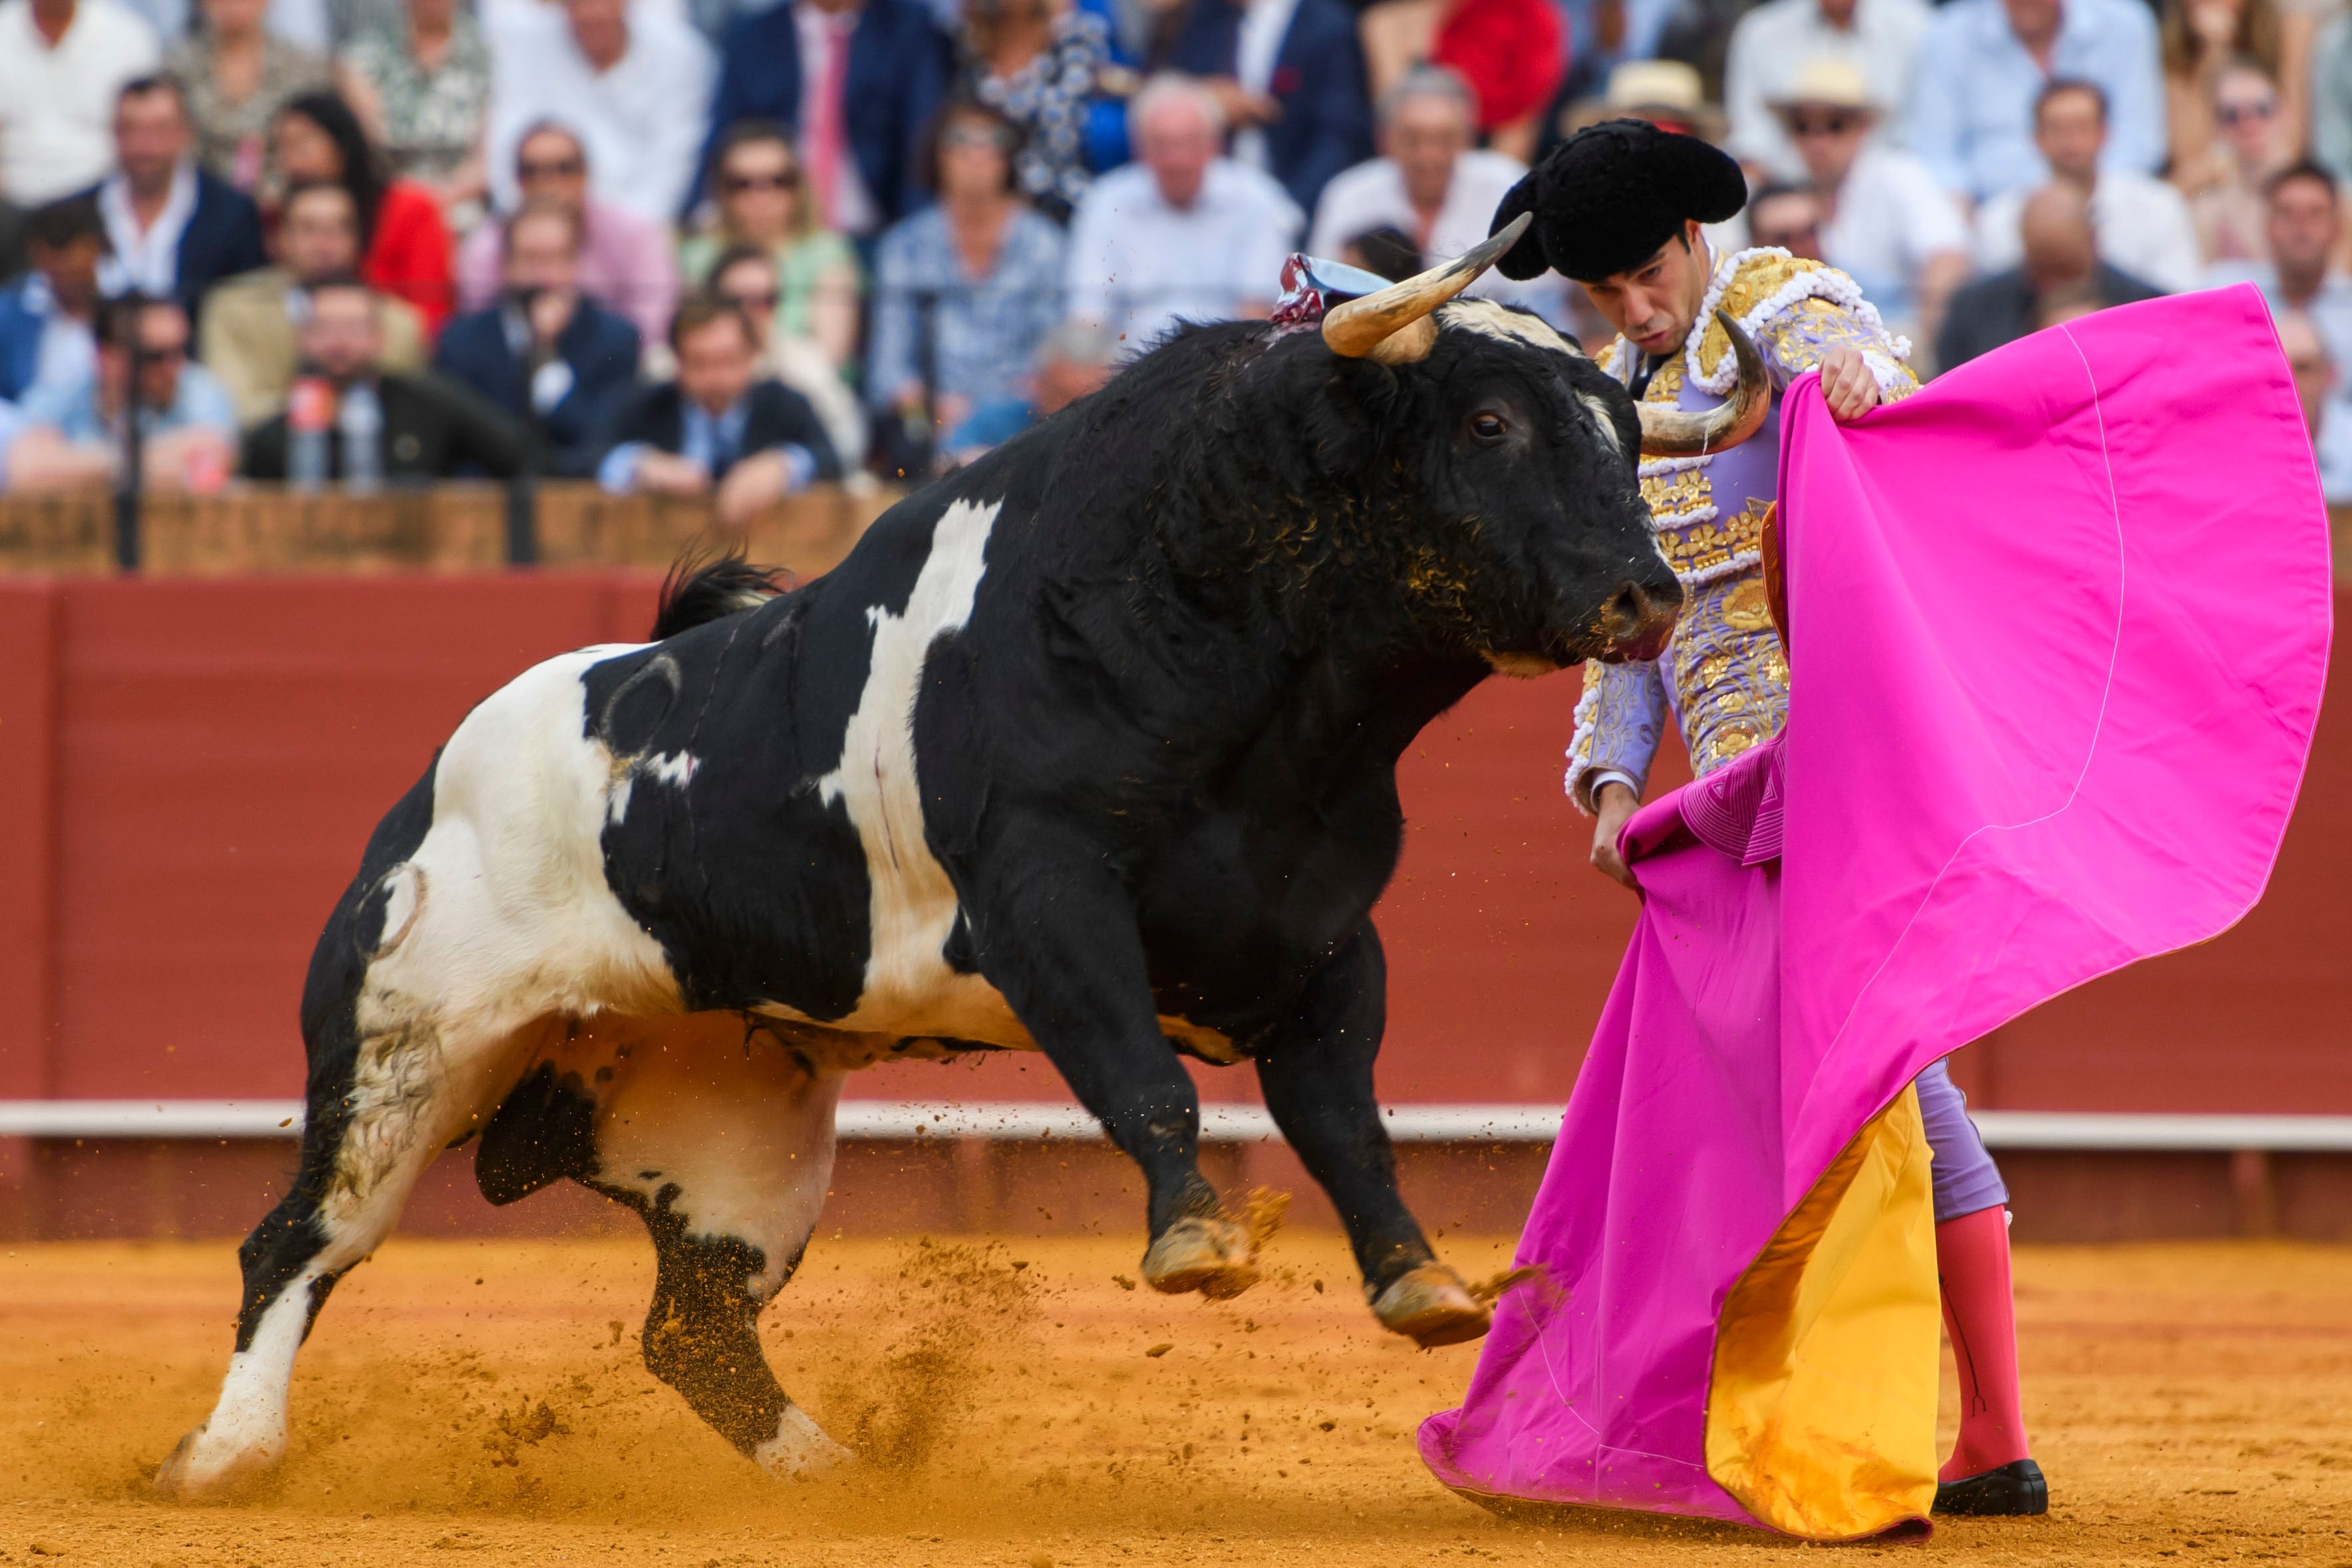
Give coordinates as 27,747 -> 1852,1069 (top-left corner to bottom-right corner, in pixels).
1419,286 -> 2333,1526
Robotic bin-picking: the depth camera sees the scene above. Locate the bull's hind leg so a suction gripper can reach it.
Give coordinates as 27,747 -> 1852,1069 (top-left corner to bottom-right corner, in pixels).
1254,925 -> 1490,1347
154,1001 -> 538,1499
488,1015 -> 851,1475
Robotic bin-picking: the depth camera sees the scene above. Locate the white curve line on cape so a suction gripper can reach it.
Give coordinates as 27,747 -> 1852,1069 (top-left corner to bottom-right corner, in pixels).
1813,325 -> 2128,1078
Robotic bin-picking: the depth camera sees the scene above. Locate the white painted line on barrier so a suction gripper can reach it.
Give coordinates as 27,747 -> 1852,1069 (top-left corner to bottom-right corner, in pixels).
2,1101 -> 2351,1151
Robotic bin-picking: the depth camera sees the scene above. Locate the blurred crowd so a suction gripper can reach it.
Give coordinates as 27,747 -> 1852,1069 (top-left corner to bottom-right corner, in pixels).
0,0 -> 2347,509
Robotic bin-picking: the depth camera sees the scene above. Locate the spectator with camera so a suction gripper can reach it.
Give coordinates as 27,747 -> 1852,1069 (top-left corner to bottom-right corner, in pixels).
242,273 -> 526,480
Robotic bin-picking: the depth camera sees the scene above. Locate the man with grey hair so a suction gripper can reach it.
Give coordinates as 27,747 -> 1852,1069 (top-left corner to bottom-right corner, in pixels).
1308,65 -> 1567,323
1064,73 -> 1302,350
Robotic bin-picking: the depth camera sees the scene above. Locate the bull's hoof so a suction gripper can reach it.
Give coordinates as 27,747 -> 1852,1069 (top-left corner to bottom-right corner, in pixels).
1370,1264 -> 1493,1348
1141,1215 -> 1260,1301
152,1422 -> 279,1502
752,1404 -> 854,1480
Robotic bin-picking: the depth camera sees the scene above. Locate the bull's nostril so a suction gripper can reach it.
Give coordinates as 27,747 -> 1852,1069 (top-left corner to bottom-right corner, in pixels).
1608,585 -> 1650,631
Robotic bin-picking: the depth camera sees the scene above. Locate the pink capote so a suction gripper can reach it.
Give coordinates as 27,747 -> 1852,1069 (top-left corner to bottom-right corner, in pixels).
1418,286 -> 2333,1527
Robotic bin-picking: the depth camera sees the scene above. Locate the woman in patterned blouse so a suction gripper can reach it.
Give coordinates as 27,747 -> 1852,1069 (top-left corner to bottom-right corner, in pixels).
336,0 -> 493,215
867,98 -> 1067,454
168,0 -> 333,191
960,0 -> 1128,224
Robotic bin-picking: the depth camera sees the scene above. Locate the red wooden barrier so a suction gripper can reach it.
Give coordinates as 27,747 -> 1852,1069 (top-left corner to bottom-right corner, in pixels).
0,575 -> 2342,1115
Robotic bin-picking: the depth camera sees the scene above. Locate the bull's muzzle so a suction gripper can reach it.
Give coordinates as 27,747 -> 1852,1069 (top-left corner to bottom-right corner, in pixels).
1595,575 -> 1682,663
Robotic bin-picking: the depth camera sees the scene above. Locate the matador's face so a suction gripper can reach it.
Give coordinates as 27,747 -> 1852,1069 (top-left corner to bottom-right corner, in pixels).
1580,221 -> 1714,360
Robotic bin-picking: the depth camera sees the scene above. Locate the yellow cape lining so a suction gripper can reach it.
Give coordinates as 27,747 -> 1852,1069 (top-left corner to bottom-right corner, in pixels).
1703,1083 -> 1940,1539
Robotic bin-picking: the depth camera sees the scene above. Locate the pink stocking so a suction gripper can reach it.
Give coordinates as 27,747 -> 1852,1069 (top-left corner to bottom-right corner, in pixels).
1936,1204 -> 2031,1482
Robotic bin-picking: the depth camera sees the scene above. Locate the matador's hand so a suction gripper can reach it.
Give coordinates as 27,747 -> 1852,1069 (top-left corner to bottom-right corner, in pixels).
1819,344 -> 1881,424
1591,781 -> 1640,892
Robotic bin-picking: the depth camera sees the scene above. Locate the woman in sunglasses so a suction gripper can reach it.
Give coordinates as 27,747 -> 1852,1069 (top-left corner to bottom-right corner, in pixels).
678,120 -> 861,371
2190,59 -> 2289,261
2160,0 -> 2311,193
869,98 -> 1067,463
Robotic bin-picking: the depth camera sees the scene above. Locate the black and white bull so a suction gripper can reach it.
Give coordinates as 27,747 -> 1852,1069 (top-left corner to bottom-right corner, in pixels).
156,219 -> 1769,1496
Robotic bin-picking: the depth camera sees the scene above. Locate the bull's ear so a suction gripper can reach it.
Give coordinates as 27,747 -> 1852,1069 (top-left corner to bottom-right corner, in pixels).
1304,358 -> 1401,477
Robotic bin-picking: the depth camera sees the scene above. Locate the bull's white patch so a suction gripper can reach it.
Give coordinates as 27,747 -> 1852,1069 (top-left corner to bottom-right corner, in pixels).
579,1015 -> 845,1292
754,1404 -> 855,1477
817,497 -> 1032,1048
1442,299 -> 1578,356
1578,394 -> 1624,454
153,1281 -> 313,1496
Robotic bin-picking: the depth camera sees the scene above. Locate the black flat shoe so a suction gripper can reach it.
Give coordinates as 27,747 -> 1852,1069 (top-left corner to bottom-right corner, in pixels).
1934,1458 -> 2049,1516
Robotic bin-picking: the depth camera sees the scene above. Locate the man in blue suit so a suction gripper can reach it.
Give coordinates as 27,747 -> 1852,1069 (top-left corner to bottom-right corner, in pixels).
434,201 -> 643,478
78,76 -> 265,316
697,0 -> 951,236
1163,0 -> 1372,215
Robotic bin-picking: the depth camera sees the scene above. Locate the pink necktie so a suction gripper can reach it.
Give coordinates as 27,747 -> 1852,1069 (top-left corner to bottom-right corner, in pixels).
809,21 -> 850,229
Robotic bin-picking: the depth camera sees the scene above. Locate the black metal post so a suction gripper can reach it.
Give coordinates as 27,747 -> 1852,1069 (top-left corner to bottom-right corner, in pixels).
505,471 -> 537,567
112,325 -> 144,571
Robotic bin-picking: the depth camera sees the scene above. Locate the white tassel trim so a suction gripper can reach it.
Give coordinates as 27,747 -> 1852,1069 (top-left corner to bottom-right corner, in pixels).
1675,549 -> 1763,588
1637,453 -> 1715,478
1682,250 -> 1912,396
1651,501 -> 1717,535
1861,350 -> 1910,392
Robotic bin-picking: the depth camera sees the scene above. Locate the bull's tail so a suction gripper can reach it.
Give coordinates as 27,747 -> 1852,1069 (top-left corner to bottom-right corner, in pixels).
651,543 -> 796,640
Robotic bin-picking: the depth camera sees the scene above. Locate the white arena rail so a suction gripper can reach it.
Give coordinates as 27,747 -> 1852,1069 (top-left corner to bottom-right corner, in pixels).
1,1101 -> 2351,1151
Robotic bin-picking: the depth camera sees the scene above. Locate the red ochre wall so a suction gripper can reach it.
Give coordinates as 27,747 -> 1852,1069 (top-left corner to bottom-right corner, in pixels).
0,576 -> 2346,1238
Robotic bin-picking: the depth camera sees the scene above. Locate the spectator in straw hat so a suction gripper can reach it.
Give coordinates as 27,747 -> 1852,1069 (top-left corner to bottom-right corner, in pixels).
1723,0 -> 1929,182
1773,55 -> 1969,348
1559,60 -> 1726,144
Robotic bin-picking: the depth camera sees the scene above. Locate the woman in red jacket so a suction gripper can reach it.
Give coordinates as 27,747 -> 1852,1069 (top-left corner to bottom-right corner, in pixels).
271,91 -> 454,336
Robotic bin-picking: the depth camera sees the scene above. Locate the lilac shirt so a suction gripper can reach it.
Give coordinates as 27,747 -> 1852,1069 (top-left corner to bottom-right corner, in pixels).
456,198 -> 680,346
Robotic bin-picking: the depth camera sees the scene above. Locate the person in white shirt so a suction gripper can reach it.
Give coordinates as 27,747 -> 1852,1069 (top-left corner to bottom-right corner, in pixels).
1972,78 -> 2199,293
1308,65 -> 1567,323
0,0 -> 162,204
1724,0 -> 1930,183
486,0 -> 714,225
2204,160 -> 2352,380
1775,57 -> 1970,348
1064,74 -> 1302,352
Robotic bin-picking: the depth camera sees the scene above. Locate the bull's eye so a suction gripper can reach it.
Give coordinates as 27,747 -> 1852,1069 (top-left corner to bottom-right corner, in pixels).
1471,412 -> 1509,443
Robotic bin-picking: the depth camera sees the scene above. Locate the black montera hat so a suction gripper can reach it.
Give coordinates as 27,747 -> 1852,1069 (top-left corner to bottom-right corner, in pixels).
1489,118 -> 1748,284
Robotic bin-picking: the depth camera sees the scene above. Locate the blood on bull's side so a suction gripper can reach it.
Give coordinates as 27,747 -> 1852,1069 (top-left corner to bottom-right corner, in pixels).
154,215 -> 1772,1498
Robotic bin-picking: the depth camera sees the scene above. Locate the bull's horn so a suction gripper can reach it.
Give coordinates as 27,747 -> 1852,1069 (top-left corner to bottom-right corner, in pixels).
1322,213 -> 1533,364
1634,311 -> 1771,457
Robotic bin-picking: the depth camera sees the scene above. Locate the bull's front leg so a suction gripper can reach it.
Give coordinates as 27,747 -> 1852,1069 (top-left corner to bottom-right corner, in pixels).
970,855 -> 1260,1300
1254,924 -> 1492,1347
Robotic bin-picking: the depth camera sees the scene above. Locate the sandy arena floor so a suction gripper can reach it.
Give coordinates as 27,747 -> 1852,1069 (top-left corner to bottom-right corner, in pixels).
0,1230 -> 2347,1565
